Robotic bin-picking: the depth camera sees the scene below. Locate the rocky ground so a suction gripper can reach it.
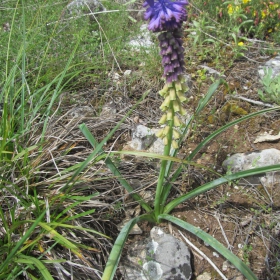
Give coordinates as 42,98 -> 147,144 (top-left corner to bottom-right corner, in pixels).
28,14 -> 280,279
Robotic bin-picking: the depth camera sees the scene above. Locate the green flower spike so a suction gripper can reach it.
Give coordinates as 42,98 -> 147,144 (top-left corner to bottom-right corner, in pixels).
159,114 -> 167,124
173,115 -> 182,127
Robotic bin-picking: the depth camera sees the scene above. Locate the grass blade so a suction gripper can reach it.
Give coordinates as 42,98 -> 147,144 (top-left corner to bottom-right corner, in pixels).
102,214 -> 155,280
187,106 -> 280,161
78,93 -> 152,213
15,254 -> 54,280
0,210 -> 46,274
195,79 -> 222,115
38,222 -> 81,257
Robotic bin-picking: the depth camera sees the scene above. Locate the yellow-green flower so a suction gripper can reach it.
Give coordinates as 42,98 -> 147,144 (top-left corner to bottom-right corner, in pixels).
269,3 -> 279,10
227,4 -> 241,16
228,4 -> 234,16
242,0 -> 251,4
238,42 -> 244,46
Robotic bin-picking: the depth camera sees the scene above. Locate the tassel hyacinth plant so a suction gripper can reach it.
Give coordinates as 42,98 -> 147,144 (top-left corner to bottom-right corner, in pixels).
77,1 -> 280,279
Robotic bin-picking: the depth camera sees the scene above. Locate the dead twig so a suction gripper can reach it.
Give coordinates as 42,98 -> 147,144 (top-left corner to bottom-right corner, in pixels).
178,230 -> 228,280
230,95 -> 274,108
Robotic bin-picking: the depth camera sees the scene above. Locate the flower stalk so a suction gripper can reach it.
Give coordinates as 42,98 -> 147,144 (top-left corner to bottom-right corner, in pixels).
144,0 -> 188,219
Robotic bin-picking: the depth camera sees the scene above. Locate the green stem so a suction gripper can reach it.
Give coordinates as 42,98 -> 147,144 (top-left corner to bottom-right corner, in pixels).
154,104 -> 174,220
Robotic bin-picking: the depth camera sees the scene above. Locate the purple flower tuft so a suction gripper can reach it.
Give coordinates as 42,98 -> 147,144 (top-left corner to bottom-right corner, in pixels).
158,30 -> 185,82
143,0 -> 188,32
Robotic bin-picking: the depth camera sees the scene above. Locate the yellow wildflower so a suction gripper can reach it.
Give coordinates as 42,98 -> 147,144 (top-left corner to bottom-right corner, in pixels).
238,42 -> 244,46
242,0 -> 251,4
261,10 -> 266,18
228,4 -> 234,16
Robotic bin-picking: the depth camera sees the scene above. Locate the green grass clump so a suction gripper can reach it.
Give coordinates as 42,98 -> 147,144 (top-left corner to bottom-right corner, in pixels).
0,0 -> 149,278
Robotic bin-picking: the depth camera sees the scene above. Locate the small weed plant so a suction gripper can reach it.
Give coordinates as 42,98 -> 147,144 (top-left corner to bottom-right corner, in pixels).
258,68 -> 280,105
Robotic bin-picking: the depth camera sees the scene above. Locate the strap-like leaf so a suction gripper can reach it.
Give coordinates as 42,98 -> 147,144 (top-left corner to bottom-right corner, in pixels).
164,164 -> 280,214
102,214 -> 155,280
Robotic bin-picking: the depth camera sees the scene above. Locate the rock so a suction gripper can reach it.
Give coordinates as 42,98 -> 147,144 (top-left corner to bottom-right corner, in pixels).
183,74 -> 193,93
147,137 -> 165,154
196,272 -> 212,280
131,125 -> 157,150
117,216 -> 143,235
120,227 -> 192,280
222,149 -> 280,206
222,148 -> 280,174
123,125 -> 165,155
66,0 -> 105,15
69,106 -> 94,118
258,55 -> 280,79
222,260 -> 229,271
199,65 -> 226,78
235,275 -> 245,280
128,24 -> 154,51
100,101 -> 117,118
124,70 -> 132,76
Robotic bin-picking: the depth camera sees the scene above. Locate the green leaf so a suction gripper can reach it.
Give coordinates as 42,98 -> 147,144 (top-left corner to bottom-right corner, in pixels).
12,145 -> 38,161
16,254 -> 54,280
47,222 -> 110,239
159,214 -> 257,280
80,124 -> 152,213
164,164 -> 280,214
0,210 -> 46,274
195,79 -> 221,115
102,214 -> 155,280
38,222 -> 82,257
63,90 -> 150,194
187,107 -> 279,162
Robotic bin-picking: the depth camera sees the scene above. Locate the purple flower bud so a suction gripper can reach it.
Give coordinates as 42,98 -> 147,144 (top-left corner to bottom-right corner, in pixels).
160,40 -> 169,48
143,0 -> 188,32
144,1 -> 188,83
171,52 -> 178,60
162,55 -> 171,64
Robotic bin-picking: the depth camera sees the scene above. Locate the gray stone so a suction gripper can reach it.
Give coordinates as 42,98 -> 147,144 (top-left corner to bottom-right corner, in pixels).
222,148 -> 280,186
124,70 -> 132,76
69,106 -> 94,118
120,227 -> 192,280
147,137 -> 165,154
196,272 -> 211,280
199,65 -> 226,78
128,24 -> 154,51
131,125 -> 156,150
100,101 -> 117,118
183,74 -> 193,92
258,55 -> 280,79
223,148 -> 280,173
66,0 -> 105,16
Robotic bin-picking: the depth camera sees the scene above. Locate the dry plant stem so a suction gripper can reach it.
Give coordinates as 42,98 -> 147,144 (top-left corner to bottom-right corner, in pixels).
215,212 -> 233,251
46,10 -> 141,26
260,180 -> 273,204
230,95 -> 274,108
178,230 -> 228,280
